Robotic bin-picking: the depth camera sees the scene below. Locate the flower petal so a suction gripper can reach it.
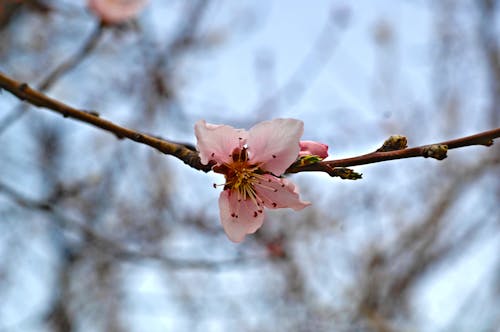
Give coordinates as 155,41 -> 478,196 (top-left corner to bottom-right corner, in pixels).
299,140 -> 329,159
254,175 -> 311,211
195,120 -> 247,165
246,118 -> 303,175
88,0 -> 149,24
218,190 -> 265,243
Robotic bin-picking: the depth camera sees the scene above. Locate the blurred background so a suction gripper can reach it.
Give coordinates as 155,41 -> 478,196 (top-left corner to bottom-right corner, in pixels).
0,1 -> 499,331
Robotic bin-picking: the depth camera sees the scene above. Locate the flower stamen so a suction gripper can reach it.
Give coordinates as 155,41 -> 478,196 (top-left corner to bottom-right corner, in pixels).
214,147 -> 266,210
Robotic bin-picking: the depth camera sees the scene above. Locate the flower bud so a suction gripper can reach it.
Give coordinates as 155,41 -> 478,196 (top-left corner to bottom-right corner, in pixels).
299,140 -> 328,159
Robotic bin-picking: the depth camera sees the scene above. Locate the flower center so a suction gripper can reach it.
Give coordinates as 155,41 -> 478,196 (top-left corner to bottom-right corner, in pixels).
213,147 -> 261,201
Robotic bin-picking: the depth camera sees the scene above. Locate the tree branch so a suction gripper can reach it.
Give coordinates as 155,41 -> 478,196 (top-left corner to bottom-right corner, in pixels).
286,130 -> 499,175
0,71 -> 498,177
0,71 -> 211,172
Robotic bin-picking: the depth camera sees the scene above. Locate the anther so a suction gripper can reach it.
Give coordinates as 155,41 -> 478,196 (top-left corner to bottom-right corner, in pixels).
239,147 -> 248,162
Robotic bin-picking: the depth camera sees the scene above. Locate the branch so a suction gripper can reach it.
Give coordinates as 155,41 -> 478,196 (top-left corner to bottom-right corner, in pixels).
286,130 -> 499,176
0,71 -> 498,177
0,71 -> 212,172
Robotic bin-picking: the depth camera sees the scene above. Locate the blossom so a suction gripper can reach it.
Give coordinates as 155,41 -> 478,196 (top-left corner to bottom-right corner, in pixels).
299,140 -> 329,159
87,0 -> 148,24
195,118 -> 311,242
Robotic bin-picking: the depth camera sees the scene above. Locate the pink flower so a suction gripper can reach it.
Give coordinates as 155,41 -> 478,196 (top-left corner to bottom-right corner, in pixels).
88,0 -> 148,24
299,140 -> 329,159
195,119 -> 311,243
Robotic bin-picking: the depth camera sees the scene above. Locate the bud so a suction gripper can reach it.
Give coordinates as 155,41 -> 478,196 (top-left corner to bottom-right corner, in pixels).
299,140 -> 329,159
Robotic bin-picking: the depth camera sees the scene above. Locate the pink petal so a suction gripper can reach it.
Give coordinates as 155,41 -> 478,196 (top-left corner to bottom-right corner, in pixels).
88,0 -> 149,24
219,190 -> 265,243
299,140 -> 329,159
247,118 -> 303,175
254,174 -> 311,211
194,120 -> 247,166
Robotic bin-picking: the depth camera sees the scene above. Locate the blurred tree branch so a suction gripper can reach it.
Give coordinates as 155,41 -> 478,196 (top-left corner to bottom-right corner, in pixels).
0,21 -> 104,135
253,5 -> 348,118
477,0 -> 500,125
0,71 -> 499,177
0,180 -> 260,270
356,158 -> 498,331
138,0 -> 212,118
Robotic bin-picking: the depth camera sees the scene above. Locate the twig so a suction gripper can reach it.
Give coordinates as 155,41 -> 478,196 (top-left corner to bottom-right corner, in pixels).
0,71 -> 211,171
0,71 -> 498,175
286,131 -> 499,175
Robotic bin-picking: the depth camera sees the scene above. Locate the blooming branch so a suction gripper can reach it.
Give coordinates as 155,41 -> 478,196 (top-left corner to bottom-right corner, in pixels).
0,71 -> 498,179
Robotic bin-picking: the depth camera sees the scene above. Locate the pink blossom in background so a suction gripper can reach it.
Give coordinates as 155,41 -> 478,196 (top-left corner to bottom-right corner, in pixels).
87,0 -> 148,24
195,118 -> 311,243
299,140 -> 329,159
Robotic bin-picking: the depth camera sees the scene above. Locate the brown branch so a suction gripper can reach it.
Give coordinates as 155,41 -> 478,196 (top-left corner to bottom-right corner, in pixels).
287,128 -> 500,176
0,71 -> 498,176
0,71 -> 212,172
286,130 -> 499,175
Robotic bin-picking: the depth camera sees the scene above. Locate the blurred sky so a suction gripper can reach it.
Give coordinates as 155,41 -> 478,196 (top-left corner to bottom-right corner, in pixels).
176,1 -> 433,138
